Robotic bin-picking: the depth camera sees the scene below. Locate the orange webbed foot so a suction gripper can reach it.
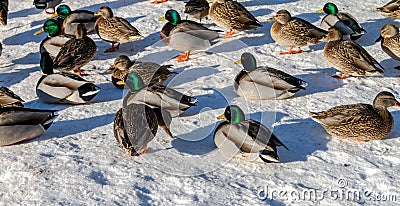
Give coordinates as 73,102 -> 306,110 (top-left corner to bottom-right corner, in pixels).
332,72 -> 349,79
73,68 -> 87,76
223,29 -> 235,38
177,52 -> 190,62
280,46 -> 302,55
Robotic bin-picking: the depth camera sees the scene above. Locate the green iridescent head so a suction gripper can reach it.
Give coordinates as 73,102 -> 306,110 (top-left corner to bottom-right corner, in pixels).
240,53 -> 257,71
165,9 -> 181,26
218,105 -> 246,124
42,19 -> 62,37
322,3 -> 338,15
125,72 -> 145,92
40,52 -> 54,75
55,5 -> 72,19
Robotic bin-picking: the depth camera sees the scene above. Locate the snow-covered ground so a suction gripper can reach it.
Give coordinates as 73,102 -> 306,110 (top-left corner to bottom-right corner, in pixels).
1,0 -> 400,205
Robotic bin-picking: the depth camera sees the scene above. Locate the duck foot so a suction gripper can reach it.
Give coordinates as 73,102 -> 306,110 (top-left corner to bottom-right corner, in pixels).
223,29 -> 235,38
45,8 -> 55,15
351,138 -> 368,142
73,68 -> 87,76
151,0 -> 168,4
104,42 -> 120,53
332,72 -> 349,79
134,146 -> 149,156
177,52 -> 190,62
280,46 -> 301,55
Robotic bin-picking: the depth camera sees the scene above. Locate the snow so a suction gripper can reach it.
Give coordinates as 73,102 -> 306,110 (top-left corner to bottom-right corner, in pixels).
1,0 -> 400,205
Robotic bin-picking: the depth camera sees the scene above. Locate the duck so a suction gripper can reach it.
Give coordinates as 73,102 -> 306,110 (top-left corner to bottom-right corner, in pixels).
0,87 -> 24,108
323,27 -> 384,78
33,0 -> 62,14
123,72 -> 198,117
94,6 -> 143,53
184,0 -> 210,22
268,10 -> 327,55
159,9 -> 220,62
209,0 -> 262,38
214,105 -> 289,163
376,0 -> 400,19
107,55 -> 177,89
310,91 -> 400,142
34,19 -> 73,59
234,52 -> 307,100
53,23 -> 97,76
49,4 -> 98,35
0,0 -> 8,25
376,24 -> 400,69
0,107 -> 58,146
36,52 -> 100,104
316,2 -> 365,40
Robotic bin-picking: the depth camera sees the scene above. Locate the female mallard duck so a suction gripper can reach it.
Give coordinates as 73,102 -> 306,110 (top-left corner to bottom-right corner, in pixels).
53,23 -> 97,76
184,0 -> 210,22
234,53 -> 307,100
34,0 -> 62,14
159,9 -> 220,62
310,91 -> 400,142
49,4 -> 98,35
317,2 -> 365,40
376,0 -> 400,19
0,87 -> 24,108
0,0 -> 8,25
323,27 -> 384,78
94,6 -> 143,53
36,52 -> 100,104
376,24 -> 400,69
107,55 -> 177,89
34,19 -> 73,59
123,72 -> 198,117
214,105 -> 288,163
0,107 -> 57,146
268,10 -> 327,55
209,0 -> 261,38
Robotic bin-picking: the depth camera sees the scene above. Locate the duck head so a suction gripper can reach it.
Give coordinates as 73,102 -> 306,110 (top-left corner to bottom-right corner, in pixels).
124,72 -> 145,92
94,6 -> 113,19
107,55 -> 131,72
234,52 -> 257,71
317,3 -> 339,15
268,10 -> 291,24
159,9 -> 181,26
217,105 -> 246,124
373,91 -> 400,109
34,19 -> 62,36
377,24 -> 399,42
50,5 -> 72,19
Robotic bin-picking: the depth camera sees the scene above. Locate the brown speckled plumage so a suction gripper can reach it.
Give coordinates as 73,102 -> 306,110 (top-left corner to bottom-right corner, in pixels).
378,24 -> 400,62
184,0 -> 210,21
376,0 -> 400,19
0,87 -> 24,108
0,0 -> 8,25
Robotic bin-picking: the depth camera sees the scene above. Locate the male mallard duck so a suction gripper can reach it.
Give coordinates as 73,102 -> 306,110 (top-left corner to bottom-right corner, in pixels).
0,87 -> 24,108
310,91 -> 400,142
49,4 -> 98,35
317,2 -> 365,40
36,52 -> 100,104
123,72 -> 198,117
33,0 -> 62,14
0,0 -> 8,25
107,55 -> 177,89
159,9 -> 220,62
268,10 -> 327,55
209,0 -> 262,38
0,107 -> 57,146
323,27 -> 384,78
376,0 -> 400,19
53,23 -> 97,76
376,24 -> 400,69
34,19 -> 73,59
234,53 -> 307,100
94,6 -> 143,53
214,105 -> 288,163
184,0 -> 210,22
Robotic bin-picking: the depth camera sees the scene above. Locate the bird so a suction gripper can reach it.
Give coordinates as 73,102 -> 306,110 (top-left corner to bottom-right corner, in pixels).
214,105 -> 289,163
376,23 -> 400,69
94,6 -> 143,53
0,0 -> 8,25
184,0 -> 210,22
33,0 -> 62,15
0,42 -> 2,56
0,87 -> 24,108
376,0 -> 400,19
107,55 -> 177,89
316,2 -> 365,40
268,10 -> 327,55
209,0 -> 262,38
323,27 -> 384,78
36,52 -> 100,104
310,91 -> 400,142
234,52 -> 307,100
0,107 -> 58,146
53,23 -> 97,76
49,4 -> 98,35
159,9 -> 220,62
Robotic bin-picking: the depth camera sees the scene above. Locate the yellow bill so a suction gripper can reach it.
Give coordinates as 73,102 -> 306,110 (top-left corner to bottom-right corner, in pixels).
217,114 -> 226,120
116,80 -> 125,85
234,60 -> 242,65
316,9 -> 324,13
49,13 -> 59,18
34,28 -> 45,35
158,17 -> 166,21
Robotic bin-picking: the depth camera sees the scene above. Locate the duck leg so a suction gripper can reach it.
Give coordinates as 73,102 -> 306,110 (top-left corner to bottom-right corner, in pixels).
223,29 -> 235,38
332,72 -> 349,79
73,68 -> 87,76
105,42 -> 118,53
133,146 -> 149,156
177,51 -> 190,62
150,0 -> 168,4
280,46 -> 302,55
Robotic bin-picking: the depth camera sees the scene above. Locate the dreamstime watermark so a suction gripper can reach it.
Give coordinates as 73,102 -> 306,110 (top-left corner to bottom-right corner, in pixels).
256,178 -> 398,202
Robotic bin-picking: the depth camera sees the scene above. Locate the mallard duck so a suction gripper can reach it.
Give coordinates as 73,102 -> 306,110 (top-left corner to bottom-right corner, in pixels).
184,0 -> 210,22
376,0 -> 400,19
209,0 -> 261,38
268,10 -> 327,55
317,2 -> 365,40
159,9 -> 220,62
323,27 -> 384,78
33,0 -> 62,14
0,0 -> 8,25
107,55 -> 177,89
0,87 -> 24,108
53,23 -> 97,76
376,24 -> 400,69
0,107 -> 57,146
94,6 -> 143,53
123,72 -> 198,117
49,4 -> 98,35
310,91 -> 400,142
34,19 -> 73,59
36,52 -> 100,104
234,53 -> 307,100
214,105 -> 288,163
